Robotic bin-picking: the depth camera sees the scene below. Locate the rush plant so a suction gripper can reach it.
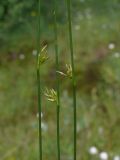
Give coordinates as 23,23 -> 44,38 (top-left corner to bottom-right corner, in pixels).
66,0 -> 77,160
37,0 -> 76,160
44,0 -> 61,159
37,44 -> 48,160
53,1 -> 61,159
37,0 -> 42,159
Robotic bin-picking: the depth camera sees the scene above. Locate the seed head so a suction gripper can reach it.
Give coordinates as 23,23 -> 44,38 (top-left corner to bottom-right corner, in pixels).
38,45 -> 49,67
57,64 -> 72,78
44,88 -> 58,103
66,64 -> 72,78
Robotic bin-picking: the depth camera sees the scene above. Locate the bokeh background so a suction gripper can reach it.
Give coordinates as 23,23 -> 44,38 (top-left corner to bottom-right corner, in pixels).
0,0 -> 120,159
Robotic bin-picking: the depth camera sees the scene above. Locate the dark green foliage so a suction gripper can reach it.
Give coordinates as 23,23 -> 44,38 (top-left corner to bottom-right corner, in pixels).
0,0 -> 120,53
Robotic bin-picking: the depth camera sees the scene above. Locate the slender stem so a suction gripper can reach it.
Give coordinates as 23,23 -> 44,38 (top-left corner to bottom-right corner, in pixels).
66,0 -> 77,160
37,0 -> 42,159
53,1 -> 61,160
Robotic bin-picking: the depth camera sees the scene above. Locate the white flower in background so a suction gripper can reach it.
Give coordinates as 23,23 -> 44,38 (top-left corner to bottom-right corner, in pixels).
99,152 -> 108,160
114,52 -> 120,58
108,43 -> 115,50
41,122 -> 48,132
19,54 -> 25,60
113,156 -> 120,160
32,50 -> 37,56
36,112 -> 43,118
89,146 -> 98,155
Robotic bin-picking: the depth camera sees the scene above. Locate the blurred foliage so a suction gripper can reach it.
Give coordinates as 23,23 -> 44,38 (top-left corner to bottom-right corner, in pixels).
0,0 -> 120,159
0,0 -> 120,52
0,0 -> 65,51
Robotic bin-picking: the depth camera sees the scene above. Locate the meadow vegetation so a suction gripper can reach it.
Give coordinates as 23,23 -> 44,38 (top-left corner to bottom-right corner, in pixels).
0,0 -> 120,159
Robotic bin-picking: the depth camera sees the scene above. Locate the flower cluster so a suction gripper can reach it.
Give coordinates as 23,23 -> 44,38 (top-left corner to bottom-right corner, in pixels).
44,88 -> 58,103
38,45 -> 49,67
57,64 -> 72,78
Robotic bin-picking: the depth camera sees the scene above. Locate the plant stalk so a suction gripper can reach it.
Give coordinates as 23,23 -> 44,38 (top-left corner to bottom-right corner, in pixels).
66,0 -> 77,160
37,0 -> 42,159
53,1 -> 61,160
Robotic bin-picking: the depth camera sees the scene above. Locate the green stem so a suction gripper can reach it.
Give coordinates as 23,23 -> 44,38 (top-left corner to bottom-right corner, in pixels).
53,2 -> 61,160
66,0 -> 77,160
37,0 -> 42,159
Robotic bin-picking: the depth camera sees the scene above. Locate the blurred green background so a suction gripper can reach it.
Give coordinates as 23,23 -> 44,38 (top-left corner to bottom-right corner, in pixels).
0,0 -> 120,159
